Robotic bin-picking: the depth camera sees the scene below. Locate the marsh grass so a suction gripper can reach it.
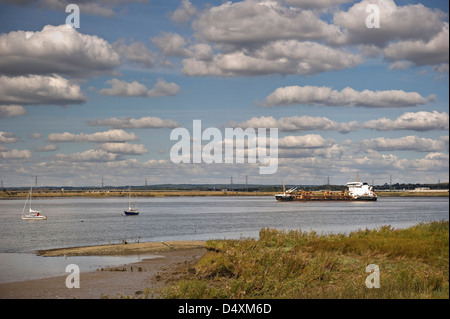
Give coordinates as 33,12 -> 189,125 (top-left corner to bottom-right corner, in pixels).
162,221 -> 449,299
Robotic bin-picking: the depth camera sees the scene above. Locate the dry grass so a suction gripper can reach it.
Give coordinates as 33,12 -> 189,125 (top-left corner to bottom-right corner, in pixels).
161,221 -> 449,299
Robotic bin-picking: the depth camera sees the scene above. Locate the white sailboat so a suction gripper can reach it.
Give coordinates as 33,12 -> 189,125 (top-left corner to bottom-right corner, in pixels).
124,186 -> 139,216
21,186 -> 47,220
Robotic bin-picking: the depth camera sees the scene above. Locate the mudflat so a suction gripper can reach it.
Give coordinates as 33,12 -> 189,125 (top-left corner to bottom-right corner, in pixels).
0,242 -> 206,299
36,240 -> 206,257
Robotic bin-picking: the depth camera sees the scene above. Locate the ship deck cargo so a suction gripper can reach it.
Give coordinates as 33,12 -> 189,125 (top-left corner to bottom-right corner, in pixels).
275,181 -> 377,202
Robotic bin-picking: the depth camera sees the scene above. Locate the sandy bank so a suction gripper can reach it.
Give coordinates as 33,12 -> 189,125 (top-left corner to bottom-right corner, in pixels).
37,240 -> 206,257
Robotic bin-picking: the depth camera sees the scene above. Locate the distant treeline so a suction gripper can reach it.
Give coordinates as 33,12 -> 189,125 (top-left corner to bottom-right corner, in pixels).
2,182 -> 448,193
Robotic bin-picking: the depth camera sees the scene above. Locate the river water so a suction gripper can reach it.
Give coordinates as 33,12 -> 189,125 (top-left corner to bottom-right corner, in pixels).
0,196 -> 448,283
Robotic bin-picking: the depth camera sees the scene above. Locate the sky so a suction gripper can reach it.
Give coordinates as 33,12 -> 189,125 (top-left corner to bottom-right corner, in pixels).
0,0 -> 448,187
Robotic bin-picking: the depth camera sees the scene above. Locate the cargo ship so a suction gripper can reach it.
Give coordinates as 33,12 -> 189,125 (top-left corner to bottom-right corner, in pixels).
275,181 -> 377,201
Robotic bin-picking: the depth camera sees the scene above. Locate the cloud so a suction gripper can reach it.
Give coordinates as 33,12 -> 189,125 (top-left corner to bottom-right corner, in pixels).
383,23 -> 449,67
388,61 -> 414,70
0,24 -> 120,77
97,143 -> 148,155
29,133 -> 42,139
180,0 -> 366,77
182,40 -> 362,76
276,0 -> 354,9
88,116 -> 179,129
229,115 -> 359,133
47,129 -> 138,143
169,0 -> 197,23
333,0 -> 446,46
0,149 -> 32,159
272,133 -> 346,160
99,78 -> 180,97
0,105 -> 26,118
188,43 -> 214,61
0,131 -> 18,143
39,0 -> 115,17
112,39 -> 156,69
152,32 -> 192,57
262,85 -> 434,107
434,64 -> 449,73
0,75 -> 86,106
395,152 -> 449,172
363,111 -> 449,131
33,0 -> 150,17
361,136 -> 448,152
33,144 -> 59,152
278,134 -> 334,149
192,0 -> 344,47
277,144 -> 346,159
55,149 -> 119,162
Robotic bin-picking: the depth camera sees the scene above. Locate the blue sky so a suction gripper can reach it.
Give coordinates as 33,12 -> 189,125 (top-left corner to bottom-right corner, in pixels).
0,0 -> 448,187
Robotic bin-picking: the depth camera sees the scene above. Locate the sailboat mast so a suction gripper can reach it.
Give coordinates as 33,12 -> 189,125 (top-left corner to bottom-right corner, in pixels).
30,186 -> 33,211
128,186 -> 131,209
21,188 -> 30,216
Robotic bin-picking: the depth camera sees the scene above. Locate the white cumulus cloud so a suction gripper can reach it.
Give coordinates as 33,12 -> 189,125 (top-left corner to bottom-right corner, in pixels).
333,0 -> 445,46
97,143 -> 148,155
0,24 -> 120,77
0,74 -> 86,106
229,115 -> 359,133
47,129 -> 138,143
278,134 -> 334,149
183,40 -> 362,76
263,85 -> 434,107
0,131 -> 18,143
193,0 -> 344,47
0,105 -> 26,118
0,149 -> 32,159
361,136 -> 448,152
55,149 -> 119,162
363,111 -> 449,131
99,78 -> 180,97
88,116 -> 179,129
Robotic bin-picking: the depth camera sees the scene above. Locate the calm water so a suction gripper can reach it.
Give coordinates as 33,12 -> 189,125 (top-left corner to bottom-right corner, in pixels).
0,196 -> 448,283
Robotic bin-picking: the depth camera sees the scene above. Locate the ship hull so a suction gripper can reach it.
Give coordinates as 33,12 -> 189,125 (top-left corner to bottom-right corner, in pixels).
124,210 -> 139,215
275,195 -> 294,201
353,196 -> 377,201
275,195 -> 377,202
21,215 -> 47,220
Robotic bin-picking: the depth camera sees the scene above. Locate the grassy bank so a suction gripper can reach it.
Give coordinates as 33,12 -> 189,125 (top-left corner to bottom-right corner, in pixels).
376,191 -> 448,197
161,221 -> 449,299
0,190 -> 275,199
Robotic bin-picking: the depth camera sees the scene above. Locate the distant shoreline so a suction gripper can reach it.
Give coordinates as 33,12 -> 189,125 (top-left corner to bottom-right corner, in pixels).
1,189 -> 448,199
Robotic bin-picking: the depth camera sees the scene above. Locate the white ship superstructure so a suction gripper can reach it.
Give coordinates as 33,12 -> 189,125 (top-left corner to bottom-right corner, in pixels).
346,182 -> 377,201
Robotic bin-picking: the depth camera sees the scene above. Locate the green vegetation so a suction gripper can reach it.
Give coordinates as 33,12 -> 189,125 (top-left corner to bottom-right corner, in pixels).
161,221 -> 449,299
376,191 -> 448,197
